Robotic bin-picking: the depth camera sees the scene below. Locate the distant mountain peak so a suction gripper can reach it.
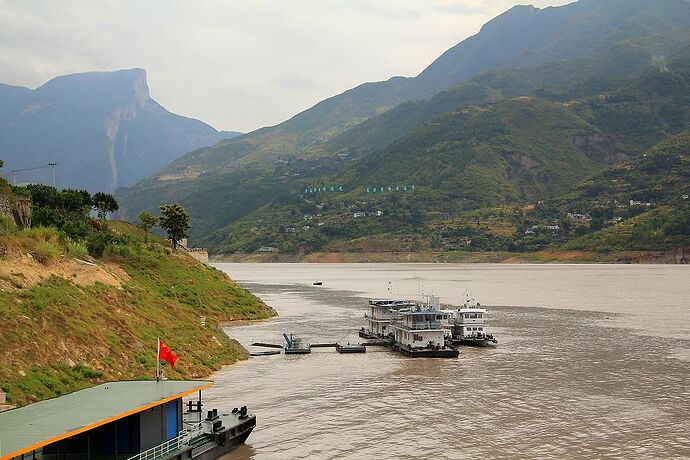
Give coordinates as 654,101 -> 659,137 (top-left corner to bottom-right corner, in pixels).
0,68 -> 231,191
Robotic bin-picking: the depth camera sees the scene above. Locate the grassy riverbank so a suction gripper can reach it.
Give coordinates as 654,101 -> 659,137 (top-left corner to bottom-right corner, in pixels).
213,247 -> 689,264
0,218 -> 275,405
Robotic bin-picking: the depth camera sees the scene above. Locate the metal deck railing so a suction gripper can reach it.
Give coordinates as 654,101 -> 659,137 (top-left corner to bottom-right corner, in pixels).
126,423 -> 205,460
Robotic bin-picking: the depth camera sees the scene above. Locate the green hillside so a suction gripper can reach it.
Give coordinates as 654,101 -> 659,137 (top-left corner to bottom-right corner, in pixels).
0,179 -> 275,405
116,0 -> 690,243
564,204 -> 690,252
566,129 -> 690,207
202,64 -> 690,256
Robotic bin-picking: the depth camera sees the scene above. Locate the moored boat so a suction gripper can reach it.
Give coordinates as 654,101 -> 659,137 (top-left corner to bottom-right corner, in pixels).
360,298 -> 416,339
283,332 -> 312,354
389,308 -> 458,358
448,296 -> 498,347
0,380 -> 255,460
335,343 -> 367,353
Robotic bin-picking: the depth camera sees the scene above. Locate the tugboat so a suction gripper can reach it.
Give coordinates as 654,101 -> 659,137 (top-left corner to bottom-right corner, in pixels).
448,295 -> 498,347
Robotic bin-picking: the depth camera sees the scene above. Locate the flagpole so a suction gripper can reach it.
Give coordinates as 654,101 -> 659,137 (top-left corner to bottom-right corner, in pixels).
156,337 -> 160,382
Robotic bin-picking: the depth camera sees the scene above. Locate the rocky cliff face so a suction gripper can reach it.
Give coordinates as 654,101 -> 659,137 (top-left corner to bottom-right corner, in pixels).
0,69 -> 228,192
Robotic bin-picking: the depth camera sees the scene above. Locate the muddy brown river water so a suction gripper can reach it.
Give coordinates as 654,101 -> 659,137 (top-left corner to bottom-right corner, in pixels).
206,264 -> 690,459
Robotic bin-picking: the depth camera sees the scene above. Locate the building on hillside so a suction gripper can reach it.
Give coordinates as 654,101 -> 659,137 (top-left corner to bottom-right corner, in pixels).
630,200 -> 651,207
258,246 -> 278,253
171,237 -> 209,264
185,247 -> 210,264
0,195 -> 31,227
567,213 -> 592,223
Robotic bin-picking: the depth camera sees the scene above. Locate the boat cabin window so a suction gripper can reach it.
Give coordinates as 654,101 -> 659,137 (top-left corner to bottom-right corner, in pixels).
478,327 -> 483,331
478,314 -> 483,319
465,314 -> 470,319
470,314 -> 478,319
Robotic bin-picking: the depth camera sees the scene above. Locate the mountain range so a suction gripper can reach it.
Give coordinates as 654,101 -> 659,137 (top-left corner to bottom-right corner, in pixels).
5,0 -> 689,257
113,0 -> 690,256
0,69 -> 240,192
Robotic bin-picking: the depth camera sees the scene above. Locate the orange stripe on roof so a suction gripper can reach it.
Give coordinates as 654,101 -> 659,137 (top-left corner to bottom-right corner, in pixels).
0,382 -> 212,460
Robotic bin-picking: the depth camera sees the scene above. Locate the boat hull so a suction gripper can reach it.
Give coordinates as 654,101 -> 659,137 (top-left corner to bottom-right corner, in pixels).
180,415 -> 256,460
393,344 -> 459,358
284,348 -> 312,354
449,338 -> 498,347
336,345 -> 366,353
358,329 -> 378,339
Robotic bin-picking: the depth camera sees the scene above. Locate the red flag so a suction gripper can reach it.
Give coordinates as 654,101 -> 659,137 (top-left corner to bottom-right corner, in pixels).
158,340 -> 178,368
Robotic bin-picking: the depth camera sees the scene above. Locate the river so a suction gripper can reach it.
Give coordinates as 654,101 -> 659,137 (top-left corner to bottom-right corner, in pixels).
205,263 -> 690,459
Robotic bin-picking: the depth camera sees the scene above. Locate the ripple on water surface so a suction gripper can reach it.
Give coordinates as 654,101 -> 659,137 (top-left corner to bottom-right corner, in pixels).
207,266 -> 690,459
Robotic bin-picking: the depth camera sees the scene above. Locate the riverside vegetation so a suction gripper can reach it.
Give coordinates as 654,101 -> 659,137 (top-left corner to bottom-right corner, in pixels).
0,177 -> 275,405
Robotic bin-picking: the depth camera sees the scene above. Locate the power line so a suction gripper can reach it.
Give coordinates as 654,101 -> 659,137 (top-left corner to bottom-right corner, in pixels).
9,162 -> 57,187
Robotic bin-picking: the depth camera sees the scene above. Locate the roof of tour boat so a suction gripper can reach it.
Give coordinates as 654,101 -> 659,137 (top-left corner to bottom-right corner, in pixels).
0,380 -> 212,459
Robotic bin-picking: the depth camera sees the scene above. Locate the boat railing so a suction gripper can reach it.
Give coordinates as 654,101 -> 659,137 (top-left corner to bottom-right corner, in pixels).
407,321 -> 442,330
455,318 -> 487,325
126,423 -> 204,460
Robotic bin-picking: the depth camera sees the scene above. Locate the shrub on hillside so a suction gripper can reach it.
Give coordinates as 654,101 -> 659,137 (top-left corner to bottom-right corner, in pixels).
85,231 -> 113,258
67,240 -> 88,259
33,240 -> 60,264
20,226 -> 62,244
103,243 -> 132,258
0,214 -> 15,235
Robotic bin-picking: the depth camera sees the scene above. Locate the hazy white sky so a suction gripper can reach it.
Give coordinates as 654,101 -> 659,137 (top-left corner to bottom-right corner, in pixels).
0,0 -> 572,132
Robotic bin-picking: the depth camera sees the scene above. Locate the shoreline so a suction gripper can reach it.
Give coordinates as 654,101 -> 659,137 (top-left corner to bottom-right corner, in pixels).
211,247 -> 689,264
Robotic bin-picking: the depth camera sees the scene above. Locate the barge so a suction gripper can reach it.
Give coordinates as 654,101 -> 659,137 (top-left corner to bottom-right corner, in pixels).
335,343 -> 366,353
0,380 -> 255,460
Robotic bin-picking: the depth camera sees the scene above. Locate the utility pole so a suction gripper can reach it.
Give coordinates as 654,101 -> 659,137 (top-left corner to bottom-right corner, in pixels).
49,162 -> 57,188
